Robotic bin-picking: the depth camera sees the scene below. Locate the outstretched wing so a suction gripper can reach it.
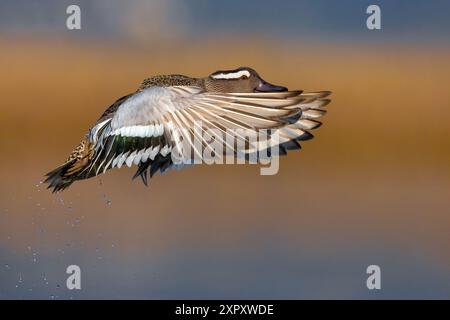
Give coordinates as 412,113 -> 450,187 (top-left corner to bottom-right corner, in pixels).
83,86 -> 330,183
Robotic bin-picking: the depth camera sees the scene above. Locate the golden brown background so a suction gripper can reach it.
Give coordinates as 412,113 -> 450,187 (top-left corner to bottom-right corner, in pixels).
1,0 -> 450,299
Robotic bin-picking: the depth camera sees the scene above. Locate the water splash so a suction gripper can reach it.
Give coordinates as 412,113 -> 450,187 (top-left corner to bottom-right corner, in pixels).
35,180 -> 43,192
27,246 -> 38,263
58,197 -> 74,212
103,194 -> 112,206
42,274 -> 49,285
98,178 -> 112,206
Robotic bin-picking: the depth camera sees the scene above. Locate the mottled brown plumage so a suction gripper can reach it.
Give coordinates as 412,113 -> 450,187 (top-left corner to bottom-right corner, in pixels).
139,74 -> 202,90
45,137 -> 95,191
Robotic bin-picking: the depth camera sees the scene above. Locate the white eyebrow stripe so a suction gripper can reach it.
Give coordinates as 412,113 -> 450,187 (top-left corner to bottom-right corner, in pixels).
211,70 -> 251,80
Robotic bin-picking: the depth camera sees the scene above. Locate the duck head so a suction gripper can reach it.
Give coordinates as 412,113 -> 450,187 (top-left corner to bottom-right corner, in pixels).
205,67 -> 288,93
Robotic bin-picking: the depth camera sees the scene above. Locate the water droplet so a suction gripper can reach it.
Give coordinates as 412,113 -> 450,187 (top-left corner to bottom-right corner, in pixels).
4,264 -> 10,269
102,193 -> 112,206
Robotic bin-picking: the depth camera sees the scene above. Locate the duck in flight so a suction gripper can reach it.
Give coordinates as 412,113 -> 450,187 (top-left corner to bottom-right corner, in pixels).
45,67 -> 331,192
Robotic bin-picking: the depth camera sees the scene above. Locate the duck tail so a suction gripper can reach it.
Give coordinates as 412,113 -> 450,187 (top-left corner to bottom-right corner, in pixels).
44,138 -> 95,193
44,160 -> 79,192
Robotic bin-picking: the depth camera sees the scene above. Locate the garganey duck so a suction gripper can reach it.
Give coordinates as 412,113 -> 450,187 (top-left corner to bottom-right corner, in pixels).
45,67 -> 331,192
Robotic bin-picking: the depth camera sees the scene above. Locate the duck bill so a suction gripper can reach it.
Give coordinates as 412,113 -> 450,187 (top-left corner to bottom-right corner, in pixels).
256,81 -> 288,92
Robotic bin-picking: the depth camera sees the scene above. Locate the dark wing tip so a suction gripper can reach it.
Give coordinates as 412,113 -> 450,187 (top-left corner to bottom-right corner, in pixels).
297,131 -> 314,141
44,161 -> 77,193
132,161 -> 151,186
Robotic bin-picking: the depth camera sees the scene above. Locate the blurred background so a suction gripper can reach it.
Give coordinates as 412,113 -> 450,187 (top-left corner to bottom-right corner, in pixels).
1,0 -> 450,299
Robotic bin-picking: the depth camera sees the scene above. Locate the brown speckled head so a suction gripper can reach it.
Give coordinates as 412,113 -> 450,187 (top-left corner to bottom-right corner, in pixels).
138,67 -> 288,93
204,67 -> 288,93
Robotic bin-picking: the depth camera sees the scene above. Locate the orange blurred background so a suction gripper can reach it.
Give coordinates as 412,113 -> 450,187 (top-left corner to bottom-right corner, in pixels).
1,1 -> 450,299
